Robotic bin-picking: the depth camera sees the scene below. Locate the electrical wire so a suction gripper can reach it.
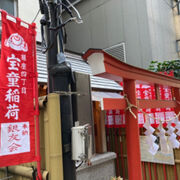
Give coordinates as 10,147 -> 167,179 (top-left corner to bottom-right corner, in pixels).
31,9 -> 40,23
65,0 -> 83,23
40,0 -> 83,53
172,0 -> 180,8
57,0 -> 65,53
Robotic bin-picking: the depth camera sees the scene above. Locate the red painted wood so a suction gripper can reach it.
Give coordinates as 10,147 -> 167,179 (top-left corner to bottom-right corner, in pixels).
148,162 -> 152,180
103,98 -> 126,110
138,99 -> 177,109
114,128 -> 120,176
83,49 -> 180,88
153,163 -> 158,180
155,84 -> 161,100
106,127 -> 110,151
142,162 -> 146,180
102,98 -> 177,110
118,128 -> 125,179
173,88 -> 180,121
83,50 -> 180,180
174,164 -> 178,180
163,164 -> 167,180
123,79 -> 143,180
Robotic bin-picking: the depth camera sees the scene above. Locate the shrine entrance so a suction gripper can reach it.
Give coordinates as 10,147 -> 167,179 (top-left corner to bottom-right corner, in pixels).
83,49 -> 180,180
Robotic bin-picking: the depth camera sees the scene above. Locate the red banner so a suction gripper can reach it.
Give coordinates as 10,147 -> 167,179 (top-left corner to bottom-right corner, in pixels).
0,10 -> 37,167
106,82 -> 176,128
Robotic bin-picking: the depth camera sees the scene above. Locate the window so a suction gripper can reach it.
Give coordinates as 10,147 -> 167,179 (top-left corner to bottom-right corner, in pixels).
0,0 -> 17,16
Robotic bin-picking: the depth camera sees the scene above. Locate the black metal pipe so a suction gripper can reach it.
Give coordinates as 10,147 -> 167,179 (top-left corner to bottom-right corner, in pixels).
47,2 -> 58,93
40,1 -> 77,180
49,64 -> 76,180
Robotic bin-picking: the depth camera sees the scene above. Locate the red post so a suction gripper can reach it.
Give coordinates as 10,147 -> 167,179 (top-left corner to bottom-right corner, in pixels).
163,164 -> 167,180
173,88 -> 180,180
148,162 -> 152,180
32,23 -> 42,180
123,79 -> 143,180
153,163 -> 158,180
173,88 -> 180,120
119,128 -> 125,179
174,164 -> 178,180
142,162 -> 146,180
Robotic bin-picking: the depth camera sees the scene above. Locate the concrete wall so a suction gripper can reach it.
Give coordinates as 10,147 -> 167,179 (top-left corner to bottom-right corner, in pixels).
64,0 -> 178,68
173,1 -> 180,58
146,0 -> 178,62
77,152 -> 116,180
16,0 -> 178,68
18,0 -> 42,41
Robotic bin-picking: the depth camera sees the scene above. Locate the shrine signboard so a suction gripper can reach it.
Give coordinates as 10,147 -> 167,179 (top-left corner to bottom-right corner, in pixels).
140,136 -> 175,165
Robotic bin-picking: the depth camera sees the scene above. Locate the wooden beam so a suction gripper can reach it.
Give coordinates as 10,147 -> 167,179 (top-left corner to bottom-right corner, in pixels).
155,84 -> 160,100
83,49 -> 180,88
138,100 -> 177,109
93,101 -> 107,153
102,98 -> 177,110
103,98 -> 126,110
104,61 -> 180,88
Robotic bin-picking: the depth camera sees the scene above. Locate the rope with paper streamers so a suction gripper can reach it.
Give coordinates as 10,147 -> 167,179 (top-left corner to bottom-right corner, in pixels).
124,94 -> 180,123
124,94 -> 180,155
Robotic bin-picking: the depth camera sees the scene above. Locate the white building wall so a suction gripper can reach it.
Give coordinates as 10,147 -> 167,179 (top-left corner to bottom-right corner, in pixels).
18,0 -> 42,42
63,0 -> 178,68
146,0 -> 178,62
16,0 -> 178,68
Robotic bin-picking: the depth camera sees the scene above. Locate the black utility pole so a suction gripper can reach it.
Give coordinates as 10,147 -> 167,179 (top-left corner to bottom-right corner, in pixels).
39,0 -> 78,179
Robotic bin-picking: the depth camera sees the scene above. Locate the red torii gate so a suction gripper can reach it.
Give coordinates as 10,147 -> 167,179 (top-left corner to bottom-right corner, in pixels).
83,49 -> 180,180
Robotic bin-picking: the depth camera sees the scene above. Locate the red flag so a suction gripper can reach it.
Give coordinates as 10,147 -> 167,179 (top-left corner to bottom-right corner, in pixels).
0,10 -> 37,167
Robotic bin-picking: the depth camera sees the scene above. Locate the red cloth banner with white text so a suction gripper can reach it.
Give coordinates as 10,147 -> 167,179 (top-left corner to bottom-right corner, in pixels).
105,79 -> 176,128
0,10 -> 37,167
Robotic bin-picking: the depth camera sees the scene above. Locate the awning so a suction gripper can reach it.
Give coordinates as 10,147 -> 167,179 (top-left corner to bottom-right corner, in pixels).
92,91 -> 123,110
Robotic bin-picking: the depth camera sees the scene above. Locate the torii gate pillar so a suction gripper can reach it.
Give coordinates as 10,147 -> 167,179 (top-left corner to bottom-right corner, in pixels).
123,79 -> 143,180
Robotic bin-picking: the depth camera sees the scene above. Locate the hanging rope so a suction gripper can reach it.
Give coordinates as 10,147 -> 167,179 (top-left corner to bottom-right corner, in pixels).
124,94 -> 180,123
124,94 -> 138,119
123,94 -> 180,154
